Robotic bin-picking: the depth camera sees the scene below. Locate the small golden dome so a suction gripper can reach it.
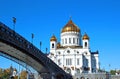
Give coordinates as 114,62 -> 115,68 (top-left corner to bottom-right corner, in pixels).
82,33 -> 89,40
50,35 -> 57,41
57,42 -> 61,48
61,20 -> 80,33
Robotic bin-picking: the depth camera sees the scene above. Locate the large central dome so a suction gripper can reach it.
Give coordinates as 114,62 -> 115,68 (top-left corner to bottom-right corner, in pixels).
61,20 -> 80,33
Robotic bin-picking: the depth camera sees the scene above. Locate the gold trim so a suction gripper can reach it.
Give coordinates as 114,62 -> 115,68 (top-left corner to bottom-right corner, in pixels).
50,35 -> 57,41
61,20 -> 80,33
71,66 -> 74,70
82,33 -> 89,40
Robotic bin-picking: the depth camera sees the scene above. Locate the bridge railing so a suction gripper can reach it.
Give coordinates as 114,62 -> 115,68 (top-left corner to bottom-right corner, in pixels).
0,22 -> 66,74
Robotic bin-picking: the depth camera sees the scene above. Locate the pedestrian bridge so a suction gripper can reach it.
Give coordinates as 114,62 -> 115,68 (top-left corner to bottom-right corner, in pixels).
0,22 -> 72,79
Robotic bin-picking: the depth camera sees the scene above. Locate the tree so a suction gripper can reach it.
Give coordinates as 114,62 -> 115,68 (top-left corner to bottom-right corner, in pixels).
20,70 -> 27,79
2,68 -> 11,79
0,67 -> 28,79
0,67 -> 19,79
0,68 -> 3,78
110,70 -> 116,75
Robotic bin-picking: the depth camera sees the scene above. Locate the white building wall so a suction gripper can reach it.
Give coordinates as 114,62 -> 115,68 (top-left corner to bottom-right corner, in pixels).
94,54 -> 99,72
48,25 -> 99,76
54,48 -> 95,74
50,41 -> 57,54
61,32 -> 80,46
83,40 -> 89,49
49,46 -> 99,76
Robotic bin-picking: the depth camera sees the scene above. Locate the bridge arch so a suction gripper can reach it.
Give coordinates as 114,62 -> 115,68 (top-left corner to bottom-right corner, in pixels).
0,22 -> 72,79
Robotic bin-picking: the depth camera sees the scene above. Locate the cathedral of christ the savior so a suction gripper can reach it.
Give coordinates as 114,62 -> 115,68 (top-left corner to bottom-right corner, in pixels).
48,19 -> 99,76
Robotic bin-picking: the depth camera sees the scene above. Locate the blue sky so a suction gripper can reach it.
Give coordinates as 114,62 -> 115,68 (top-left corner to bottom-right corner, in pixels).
0,0 -> 120,71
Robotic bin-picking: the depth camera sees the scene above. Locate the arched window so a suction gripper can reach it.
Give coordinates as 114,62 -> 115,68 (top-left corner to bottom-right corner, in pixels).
81,77 -> 85,79
66,58 -> 72,65
65,38 -> 67,44
67,50 -> 70,53
76,69 -> 80,74
58,52 -> 61,54
77,38 -> 79,44
77,58 -> 80,65
58,59 -> 61,65
52,43 -> 54,48
73,38 -> 75,44
66,68 -> 71,74
85,42 -> 87,47
69,38 -> 71,44
62,39 -> 64,44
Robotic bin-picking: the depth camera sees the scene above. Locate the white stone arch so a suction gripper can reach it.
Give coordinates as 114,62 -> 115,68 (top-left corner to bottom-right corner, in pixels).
66,68 -> 71,74
76,68 -> 80,74
80,76 -> 85,79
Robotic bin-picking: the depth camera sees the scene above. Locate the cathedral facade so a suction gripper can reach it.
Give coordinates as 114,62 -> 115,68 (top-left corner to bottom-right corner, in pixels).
48,20 -> 99,76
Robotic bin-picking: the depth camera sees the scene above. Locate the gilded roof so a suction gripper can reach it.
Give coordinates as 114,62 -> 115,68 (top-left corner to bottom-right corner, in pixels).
50,35 -> 57,41
57,42 -> 61,48
82,33 -> 89,40
61,20 -> 80,33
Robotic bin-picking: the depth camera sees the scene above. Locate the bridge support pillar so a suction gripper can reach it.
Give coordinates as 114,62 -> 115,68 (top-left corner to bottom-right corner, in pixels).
51,73 -> 55,79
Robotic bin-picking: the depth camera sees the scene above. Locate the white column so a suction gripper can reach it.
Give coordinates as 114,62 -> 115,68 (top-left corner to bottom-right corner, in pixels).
96,55 -> 99,72
88,55 -> 92,73
63,53 -> 65,68
74,53 -> 76,75
80,54 -> 83,73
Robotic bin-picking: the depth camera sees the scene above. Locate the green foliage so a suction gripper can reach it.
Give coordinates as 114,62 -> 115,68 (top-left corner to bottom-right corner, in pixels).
0,68 -> 10,79
20,70 -> 27,79
110,70 -> 116,75
0,67 -> 27,79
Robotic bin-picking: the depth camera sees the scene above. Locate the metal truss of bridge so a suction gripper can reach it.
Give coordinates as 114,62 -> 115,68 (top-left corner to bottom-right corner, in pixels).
0,22 -> 72,79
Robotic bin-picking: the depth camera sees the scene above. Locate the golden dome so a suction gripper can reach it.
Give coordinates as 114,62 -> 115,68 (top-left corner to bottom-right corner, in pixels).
57,42 -> 61,48
61,20 -> 80,33
82,33 -> 89,40
50,35 -> 57,41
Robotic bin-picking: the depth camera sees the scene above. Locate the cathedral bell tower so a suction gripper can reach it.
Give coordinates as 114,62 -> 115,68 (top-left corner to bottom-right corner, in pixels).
50,35 -> 57,53
82,33 -> 90,49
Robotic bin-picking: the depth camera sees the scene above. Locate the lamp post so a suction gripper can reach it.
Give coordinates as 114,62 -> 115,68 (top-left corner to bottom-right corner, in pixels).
109,64 -> 111,73
46,48 -> 48,54
31,33 -> 34,44
52,72 -> 55,79
40,41 -> 42,50
12,17 -> 16,32
10,65 -> 13,78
